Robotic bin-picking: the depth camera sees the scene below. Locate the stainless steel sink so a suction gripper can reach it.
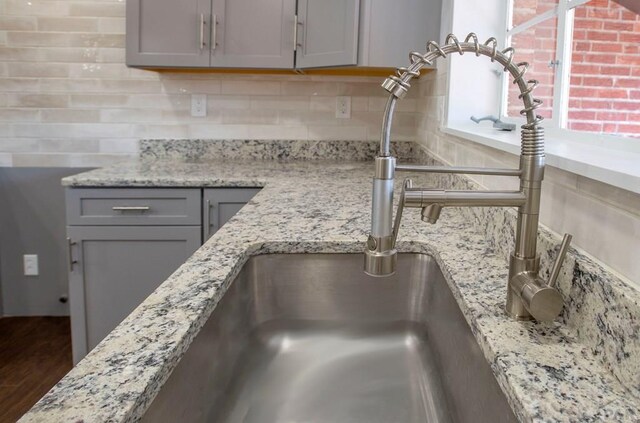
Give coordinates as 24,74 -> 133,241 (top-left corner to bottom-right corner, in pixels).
142,254 -> 517,423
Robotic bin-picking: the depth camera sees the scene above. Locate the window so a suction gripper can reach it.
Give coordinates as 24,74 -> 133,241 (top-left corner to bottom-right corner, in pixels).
504,0 -> 640,139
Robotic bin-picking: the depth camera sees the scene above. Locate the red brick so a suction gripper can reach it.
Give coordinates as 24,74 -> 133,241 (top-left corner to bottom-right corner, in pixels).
596,111 -> 628,121
603,21 -> 635,31
616,124 -> 640,134
569,99 -> 581,108
620,32 -> 640,43
583,76 -> 614,87
600,66 -> 631,76
597,88 -> 629,99
572,64 -> 601,74
620,10 -> 640,21
616,54 -> 640,66
631,91 -> 640,100
570,122 -> 603,132
587,31 -> 618,42
602,123 -> 618,133
617,78 -> 640,89
581,99 -> 613,109
575,19 -> 604,30
574,41 -> 591,52
588,7 -> 621,20
591,43 -> 623,53
627,113 -> 640,121
585,53 -> 617,64
613,101 -> 640,111
569,110 -> 597,120
624,45 -> 640,55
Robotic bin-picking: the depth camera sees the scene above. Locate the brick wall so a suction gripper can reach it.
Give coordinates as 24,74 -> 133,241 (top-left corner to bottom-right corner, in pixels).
508,0 -> 640,138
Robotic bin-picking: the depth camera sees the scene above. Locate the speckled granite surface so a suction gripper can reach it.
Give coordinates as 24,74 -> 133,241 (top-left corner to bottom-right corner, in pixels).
22,141 -> 640,422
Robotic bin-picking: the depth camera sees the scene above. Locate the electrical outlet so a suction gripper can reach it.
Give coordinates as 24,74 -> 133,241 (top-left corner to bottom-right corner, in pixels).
191,94 -> 207,117
23,254 -> 39,276
336,96 -> 351,119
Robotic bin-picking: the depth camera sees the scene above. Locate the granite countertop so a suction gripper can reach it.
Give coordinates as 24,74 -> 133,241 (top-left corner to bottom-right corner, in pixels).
22,153 -> 640,422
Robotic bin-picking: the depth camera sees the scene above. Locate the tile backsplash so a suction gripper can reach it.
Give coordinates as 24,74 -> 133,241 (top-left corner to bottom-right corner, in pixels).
0,0 -> 418,167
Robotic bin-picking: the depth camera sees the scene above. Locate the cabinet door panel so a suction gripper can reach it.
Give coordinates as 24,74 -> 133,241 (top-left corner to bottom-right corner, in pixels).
68,226 -> 201,363
204,188 -> 261,241
296,0 -> 360,68
211,0 -> 295,68
126,0 -> 211,67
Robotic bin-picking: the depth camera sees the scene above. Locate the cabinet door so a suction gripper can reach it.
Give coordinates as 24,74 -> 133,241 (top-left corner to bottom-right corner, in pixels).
126,0 -> 211,67
203,188 -> 261,241
295,0 -> 360,69
210,0 -> 295,68
67,226 -> 201,363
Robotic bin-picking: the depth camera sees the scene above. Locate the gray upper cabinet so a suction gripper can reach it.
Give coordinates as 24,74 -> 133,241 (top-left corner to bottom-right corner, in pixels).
295,0 -> 360,69
126,0 -> 212,67
358,0 -> 441,68
210,0 -> 296,68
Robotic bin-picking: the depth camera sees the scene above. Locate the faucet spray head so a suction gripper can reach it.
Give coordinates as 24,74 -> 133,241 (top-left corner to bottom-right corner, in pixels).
421,204 -> 442,224
364,235 -> 397,277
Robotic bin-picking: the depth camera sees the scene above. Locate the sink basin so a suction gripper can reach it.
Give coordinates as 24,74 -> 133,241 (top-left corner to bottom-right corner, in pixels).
142,254 -> 517,423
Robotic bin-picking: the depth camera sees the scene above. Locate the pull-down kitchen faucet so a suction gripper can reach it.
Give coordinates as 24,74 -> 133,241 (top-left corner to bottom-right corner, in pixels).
364,33 -> 572,322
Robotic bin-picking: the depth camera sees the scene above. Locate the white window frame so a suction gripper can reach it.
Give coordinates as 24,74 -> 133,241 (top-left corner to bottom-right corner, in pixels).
501,0 -> 637,144
442,0 -> 640,194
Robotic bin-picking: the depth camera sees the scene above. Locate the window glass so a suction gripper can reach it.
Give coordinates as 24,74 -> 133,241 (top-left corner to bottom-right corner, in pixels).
567,0 -> 640,138
506,16 -> 557,119
512,0 -> 559,27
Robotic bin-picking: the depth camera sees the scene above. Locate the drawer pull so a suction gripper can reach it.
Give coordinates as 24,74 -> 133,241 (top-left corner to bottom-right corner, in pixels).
112,206 -> 151,212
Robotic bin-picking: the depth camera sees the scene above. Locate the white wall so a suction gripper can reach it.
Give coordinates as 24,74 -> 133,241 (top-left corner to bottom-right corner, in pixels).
0,0 -> 419,167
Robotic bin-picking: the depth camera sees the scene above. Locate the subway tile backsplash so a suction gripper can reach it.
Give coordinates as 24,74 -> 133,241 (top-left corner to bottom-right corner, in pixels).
0,0 -> 418,166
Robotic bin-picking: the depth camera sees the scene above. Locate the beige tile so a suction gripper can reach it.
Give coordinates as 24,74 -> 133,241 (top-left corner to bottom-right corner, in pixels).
12,123 -> 133,138
0,46 -> 41,61
188,124 -> 250,139
281,81 -> 338,96
0,32 -> 7,47
7,62 -> 69,77
38,139 -> 100,153
337,82 -> 382,97
38,17 -> 98,32
100,79 -> 162,93
0,138 -> 40,152
133,124 -> 190,138
98,17 -> 125,34
0,109 -> 39,122
0,16 -> 37,31
278,110 -> 338,126
99,139 -> 139,154
8,93 -> 68,108
222,109 -> 278,125
39,78 -> 102,92
7,32 -> 125,48
221,80 -> 280,96
0,78 -> 40,92
161,79 -> 221,94
41,109 -> 100,123
100,109 -> 163,123
69,2 -> 125,18
207,95 -> 251,111
127,94 -> 189,110
251,96 -> 309,111
40,47 -> 99,63
70,94 -> 128,107
307,125 -> 366,141
97,47 -> 125,63
4,0 -> 70,16
68,63 -> 129,78
247,125 -> 307,140
576,175 -> 640,217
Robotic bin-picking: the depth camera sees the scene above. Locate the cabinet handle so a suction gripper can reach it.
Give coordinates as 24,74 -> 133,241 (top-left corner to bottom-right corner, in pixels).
211,14 -> 218,51
67,237 -> 77,272
293,15 -> 304,50
204,200 -> 212,240
112,206 -> 150,212
199,13 -> 206,50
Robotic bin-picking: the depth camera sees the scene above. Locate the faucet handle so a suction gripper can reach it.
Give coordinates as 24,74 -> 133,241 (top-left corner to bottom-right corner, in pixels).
548,233 -> 572,288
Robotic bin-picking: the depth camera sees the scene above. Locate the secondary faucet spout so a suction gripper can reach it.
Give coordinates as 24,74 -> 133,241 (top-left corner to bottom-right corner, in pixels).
364,33 -> 573,323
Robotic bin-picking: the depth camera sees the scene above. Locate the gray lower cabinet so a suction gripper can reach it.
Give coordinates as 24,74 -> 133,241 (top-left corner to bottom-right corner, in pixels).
67,225 -> 201,364
203,188 -> 261,241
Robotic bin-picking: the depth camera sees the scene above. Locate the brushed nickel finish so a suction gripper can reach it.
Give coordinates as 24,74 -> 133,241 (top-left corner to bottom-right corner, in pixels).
365,33 -> 573,322
142,253 -> 517,423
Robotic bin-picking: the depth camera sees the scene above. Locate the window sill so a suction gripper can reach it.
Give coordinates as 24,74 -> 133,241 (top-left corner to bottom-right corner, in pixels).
443,124 -> 640,195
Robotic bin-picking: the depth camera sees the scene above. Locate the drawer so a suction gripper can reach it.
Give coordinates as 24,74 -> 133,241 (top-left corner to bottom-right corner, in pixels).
66,188 -> 201,226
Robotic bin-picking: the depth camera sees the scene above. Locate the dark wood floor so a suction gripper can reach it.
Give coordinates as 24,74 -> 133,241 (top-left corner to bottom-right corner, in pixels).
0,317 -> 72,423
